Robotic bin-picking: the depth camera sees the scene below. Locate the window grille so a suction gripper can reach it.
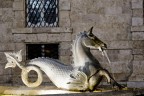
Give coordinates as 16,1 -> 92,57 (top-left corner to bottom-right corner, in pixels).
26,0 -> 59,27
26,44 -> 59,60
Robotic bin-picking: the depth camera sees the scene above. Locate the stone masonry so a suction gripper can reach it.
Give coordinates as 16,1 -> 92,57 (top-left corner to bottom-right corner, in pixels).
0,0 -> 144,88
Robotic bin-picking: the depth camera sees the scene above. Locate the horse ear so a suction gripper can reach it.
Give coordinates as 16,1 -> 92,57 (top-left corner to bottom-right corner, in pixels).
88,26 -> 93,35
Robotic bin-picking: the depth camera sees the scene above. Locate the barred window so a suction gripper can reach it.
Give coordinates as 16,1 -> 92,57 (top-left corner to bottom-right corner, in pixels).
26,44 -> 59,60
26,0 -> 59,27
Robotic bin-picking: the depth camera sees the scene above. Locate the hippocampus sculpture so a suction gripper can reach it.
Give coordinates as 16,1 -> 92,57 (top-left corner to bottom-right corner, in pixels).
4,27 -> 123,91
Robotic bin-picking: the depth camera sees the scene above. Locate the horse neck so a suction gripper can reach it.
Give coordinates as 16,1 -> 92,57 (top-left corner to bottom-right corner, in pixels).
72,36 -> 93,67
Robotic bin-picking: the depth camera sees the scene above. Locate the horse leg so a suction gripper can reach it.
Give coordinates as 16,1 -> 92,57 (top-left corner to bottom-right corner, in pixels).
98,69 -> 124,89
88,73 -> 103,91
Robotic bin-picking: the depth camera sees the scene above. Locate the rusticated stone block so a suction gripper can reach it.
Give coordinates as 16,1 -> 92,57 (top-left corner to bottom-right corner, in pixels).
132,41 -> 144,49
14,34 -> 38,42
0,9 -> 2,16
13,1 -> 24,11
37,34 -> 48,42
59,49 -> 72,56
59,56 -> 71,64
13,20 -> 25,28
107,41 -> 132,49
15,43 -> 25,51
13,34 -> 26,42
0,75 -> 12,84
59,42 -> 72,50
12,75 -> 23,85
2,8 -> 14,22
132,9 -> 143,17
131,26 -> 144,31
127,82 -> 144,88
133,61 -> 144,74
14,11 -> 25,20
132,32 -> 144,40
32,27 -> 72,33
25,34 -> 38,42
132,49 -> 144,55
59,11 -> 71,27
12,28 -> 32,34
132,17 -> 143,26
132,0 -> 143,9
0,0 -> 13,8
0,43 -> 15,51
59,0 -> 71,11
60,33 -> 72,41
105,7 -> 122,15
134,55 -> 144,61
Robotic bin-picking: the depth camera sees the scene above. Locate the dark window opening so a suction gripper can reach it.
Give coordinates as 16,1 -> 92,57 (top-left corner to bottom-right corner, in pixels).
26,0 -> 59,27
26,44 -> 59,60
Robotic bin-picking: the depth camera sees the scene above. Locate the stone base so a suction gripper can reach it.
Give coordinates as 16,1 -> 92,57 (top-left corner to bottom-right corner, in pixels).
127,81 -> 144,88
0,86 -> 144,96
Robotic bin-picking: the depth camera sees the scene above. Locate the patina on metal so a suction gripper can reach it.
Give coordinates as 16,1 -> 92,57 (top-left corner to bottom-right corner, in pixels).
4,27 -> 123,91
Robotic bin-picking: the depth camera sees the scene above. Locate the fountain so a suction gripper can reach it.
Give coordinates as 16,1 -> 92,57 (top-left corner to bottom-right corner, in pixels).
3,27 -> 144,95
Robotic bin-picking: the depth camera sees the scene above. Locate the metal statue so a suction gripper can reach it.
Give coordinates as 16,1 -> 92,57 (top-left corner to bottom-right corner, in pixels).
4,27 -> 123,91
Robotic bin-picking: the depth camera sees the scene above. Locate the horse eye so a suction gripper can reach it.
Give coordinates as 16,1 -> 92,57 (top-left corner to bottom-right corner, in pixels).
89,36 -> 95,40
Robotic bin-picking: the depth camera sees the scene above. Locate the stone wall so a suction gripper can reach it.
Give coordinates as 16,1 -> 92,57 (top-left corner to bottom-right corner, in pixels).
0,0 -> 144,88
71,0 -> 132,81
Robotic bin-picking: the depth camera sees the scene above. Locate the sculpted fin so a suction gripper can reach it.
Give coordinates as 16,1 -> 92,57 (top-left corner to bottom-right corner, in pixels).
4,52 -> 17,69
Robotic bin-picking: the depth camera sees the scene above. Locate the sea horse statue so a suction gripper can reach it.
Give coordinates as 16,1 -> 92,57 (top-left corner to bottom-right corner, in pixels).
4,27 -> 123,91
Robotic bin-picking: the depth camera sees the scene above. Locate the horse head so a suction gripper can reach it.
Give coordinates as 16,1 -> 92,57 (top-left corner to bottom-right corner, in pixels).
82,27 -> 107,52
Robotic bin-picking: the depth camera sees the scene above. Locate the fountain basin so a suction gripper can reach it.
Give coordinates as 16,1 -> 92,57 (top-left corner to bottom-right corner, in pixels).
0,86 -> 143,96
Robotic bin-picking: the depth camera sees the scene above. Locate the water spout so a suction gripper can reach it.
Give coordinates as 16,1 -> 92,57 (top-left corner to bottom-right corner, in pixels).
103,50 -> 115,79
103,50 -> 111,64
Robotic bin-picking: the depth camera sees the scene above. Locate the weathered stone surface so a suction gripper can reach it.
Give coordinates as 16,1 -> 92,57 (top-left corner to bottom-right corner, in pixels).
59,49 -> 72,56
132,41 -> 144,49
0,0 -> 13,8
60,33 -> 72,41
127,82 -> 144,88
12,28 -> 32,34
132,9 -> 143,17
37,34 -> 48,42
59,42 -> 71,50
1,8 -> 14,22
32,27 -> 72,33
132,49 -> 144,55
59,11 -> 71,27
59,56 -> 71,64
13,34 -> 26,42
14,11 -> 25,20
105,7 -> 122,15
134,55 -> 144,61
132,32 -> 144,40
13,1 -> 24,11
132,0 -> 143,9
13,20 -> 25,28
131,26 -> 144,31
14,43 -> 25,51
59,0 -> 71,11
132,17 -> 143,26
133,61 -> 144,74
0,75 -> 12,84
0,43 -> 15,51
107,41 -> 132,49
